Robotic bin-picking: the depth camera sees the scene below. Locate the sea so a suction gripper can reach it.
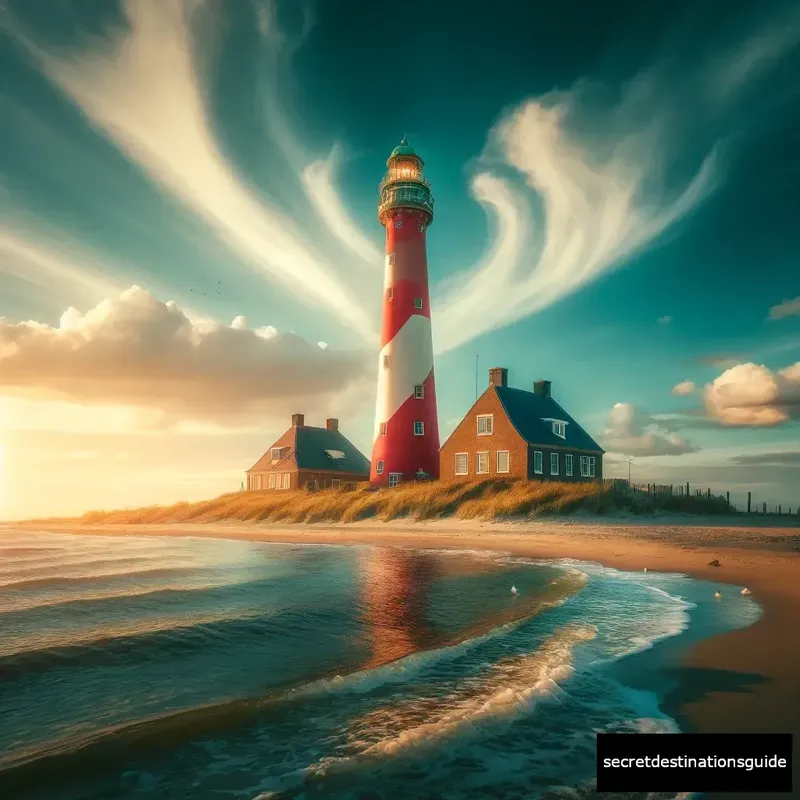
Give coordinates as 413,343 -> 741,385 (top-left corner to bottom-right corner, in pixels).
0,530 -> 762,800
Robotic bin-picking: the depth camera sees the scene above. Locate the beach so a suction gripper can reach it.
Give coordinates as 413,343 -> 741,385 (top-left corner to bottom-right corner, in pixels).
4,515 -> 799,799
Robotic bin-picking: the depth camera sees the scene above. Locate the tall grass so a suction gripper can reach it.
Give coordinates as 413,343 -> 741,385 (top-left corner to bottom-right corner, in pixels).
45,479 -> 734,525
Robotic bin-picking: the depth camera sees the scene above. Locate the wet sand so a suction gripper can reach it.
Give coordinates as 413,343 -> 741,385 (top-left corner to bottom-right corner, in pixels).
5,516 -> 799,799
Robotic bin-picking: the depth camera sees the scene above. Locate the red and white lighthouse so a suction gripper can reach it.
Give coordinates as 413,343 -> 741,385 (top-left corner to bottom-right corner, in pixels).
370,137 -> 440,486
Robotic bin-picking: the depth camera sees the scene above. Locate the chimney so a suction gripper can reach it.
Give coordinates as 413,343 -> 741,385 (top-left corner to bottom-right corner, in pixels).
292,413 -> 305,427
326,418 -> 339,432
533,380 -> 551,398
488,367 -> 508,388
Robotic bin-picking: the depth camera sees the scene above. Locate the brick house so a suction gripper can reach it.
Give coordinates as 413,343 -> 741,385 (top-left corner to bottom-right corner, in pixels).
246,414 -> 370,491
440,368 -> 604,483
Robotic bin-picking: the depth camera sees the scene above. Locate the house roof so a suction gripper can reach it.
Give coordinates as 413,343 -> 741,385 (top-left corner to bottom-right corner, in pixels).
247,425 -> 370,476
494,386 -> 605,453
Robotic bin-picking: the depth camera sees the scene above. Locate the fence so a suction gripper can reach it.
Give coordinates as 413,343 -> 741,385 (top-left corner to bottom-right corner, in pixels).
604,479 -> 797,515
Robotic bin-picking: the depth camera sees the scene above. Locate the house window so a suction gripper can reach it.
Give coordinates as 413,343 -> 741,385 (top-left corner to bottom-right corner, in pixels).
533,450 -> 543,475
414,297 -> 423,310
565,454 -> 573,477
283,473 -> 290,489
271,447 -> 283,460
550,452 -> 559,476
379,422 -> 387,437
383,354 -> 390,369
414,384 -> 424,399
477,414 -> 493,435
414,421 -> 425,436
454,453 -> 468,475
417,220 -> 424,232
331,479 -> 341,489
376,460 -> 385,474
552,421 -> 566,439
589,456 -> 596,478
388,472 -> 402,487
388,253 -> 395,265
497,451 -> 510,473
476,451 -> 489,474
268,473 -> 276,489
387,287 -> 393,301
394,220 -> 403,229
580,456 -> 590,477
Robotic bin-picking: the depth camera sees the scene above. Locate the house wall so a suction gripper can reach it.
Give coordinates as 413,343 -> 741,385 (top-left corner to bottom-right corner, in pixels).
439,388 -> 528,480
525,446 -> 603,483
439,386 -> 603,483
296,470 -> 369,490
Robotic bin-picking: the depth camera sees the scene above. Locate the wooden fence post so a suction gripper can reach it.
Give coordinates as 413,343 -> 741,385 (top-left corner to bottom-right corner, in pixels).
763,502 -> 767,514
686,482 -> 690,497
747,492 -> 751,513
726,491 -> 730,506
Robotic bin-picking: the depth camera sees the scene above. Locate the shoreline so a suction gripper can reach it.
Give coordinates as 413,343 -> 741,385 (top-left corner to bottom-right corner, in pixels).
4,517 -> 799,799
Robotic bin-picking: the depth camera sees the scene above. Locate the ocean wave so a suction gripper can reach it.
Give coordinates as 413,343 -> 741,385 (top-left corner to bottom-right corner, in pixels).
0,565 -> 197,593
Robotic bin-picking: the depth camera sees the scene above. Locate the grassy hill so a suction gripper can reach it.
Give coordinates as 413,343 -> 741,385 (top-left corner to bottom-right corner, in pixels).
53,478 -> 734,525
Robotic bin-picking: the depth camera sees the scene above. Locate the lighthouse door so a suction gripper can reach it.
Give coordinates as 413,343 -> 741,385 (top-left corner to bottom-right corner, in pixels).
388,473 -> 402,488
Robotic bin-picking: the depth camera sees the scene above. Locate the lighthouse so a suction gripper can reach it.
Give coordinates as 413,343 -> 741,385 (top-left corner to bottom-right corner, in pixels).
370,137 -> 440,487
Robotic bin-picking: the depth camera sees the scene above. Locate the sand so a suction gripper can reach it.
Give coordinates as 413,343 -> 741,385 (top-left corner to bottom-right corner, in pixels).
5,515 -> 799,799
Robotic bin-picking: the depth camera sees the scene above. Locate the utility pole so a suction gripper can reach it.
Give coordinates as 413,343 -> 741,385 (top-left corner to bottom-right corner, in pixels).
625,457 -> 633,483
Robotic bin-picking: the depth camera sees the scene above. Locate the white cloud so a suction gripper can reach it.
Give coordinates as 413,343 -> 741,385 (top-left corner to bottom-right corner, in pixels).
302,146 -> 383,267
671,380 -> 696,396
658,315 -> 673,325
769,296 -> 800,320
602,402 -> 697,456
11,0 -> 375,339
704,361 -> 800,426
0,286 -> 371,428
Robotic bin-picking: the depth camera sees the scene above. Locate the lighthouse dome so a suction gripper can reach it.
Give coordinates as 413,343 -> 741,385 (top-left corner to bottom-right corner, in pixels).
390,137 -> 418,159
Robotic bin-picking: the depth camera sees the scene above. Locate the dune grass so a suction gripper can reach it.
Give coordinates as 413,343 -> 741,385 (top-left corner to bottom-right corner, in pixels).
50,478 -> 734,526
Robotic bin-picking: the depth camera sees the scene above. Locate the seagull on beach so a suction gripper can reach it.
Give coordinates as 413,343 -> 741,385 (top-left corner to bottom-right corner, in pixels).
511,585 -> 518,595
741,588 -> 752,595
714,591 -> 722,599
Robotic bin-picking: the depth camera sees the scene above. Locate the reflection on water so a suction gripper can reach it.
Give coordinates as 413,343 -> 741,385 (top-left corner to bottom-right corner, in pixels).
359,548 -> 437,666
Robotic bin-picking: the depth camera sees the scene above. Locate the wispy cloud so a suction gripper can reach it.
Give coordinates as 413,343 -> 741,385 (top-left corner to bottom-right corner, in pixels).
769,296 -> 800,319
658,315 -> 673,325
9,0 -> 376,339
671,380 -> 696,396
602,402 -> 697,457
433,10 -> 800,353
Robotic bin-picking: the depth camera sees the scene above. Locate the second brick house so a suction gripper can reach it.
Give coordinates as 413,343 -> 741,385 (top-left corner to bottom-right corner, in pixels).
439,368 -> 604,482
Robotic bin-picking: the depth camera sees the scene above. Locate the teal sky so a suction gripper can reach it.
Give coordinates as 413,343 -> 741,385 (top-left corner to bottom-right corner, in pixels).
1,0 -> 799,518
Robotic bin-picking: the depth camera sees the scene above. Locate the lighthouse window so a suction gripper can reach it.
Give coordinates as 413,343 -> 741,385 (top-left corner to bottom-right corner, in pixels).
414,384 -> 424,399
379,422 -> 387,436
394,219 -> 403,229
376,460 -> 385,474
414,297 -> 423,310
386,287 -> 393,301
383,354 -> 390,369
414,421 -> 425,436
417,220 -> 424,232
388,253 -> 395,265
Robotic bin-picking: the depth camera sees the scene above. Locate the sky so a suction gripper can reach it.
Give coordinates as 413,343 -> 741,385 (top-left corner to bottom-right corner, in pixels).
1,0 -> 799,520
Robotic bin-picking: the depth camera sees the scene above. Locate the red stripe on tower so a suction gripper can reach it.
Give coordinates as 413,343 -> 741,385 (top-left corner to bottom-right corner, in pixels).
370,138 -> 440,486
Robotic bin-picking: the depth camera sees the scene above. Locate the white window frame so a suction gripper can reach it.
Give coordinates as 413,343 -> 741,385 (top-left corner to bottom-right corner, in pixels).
589,456 -> 596,478
414,297 -> 423,310
388,472 -> 402,487
414,384 -> 424,399
552,421 -> 566,439
271,447 -> 282,460
476,451 -> 489,474
533,450 -> 543,475
268,473 -> 277,489
414,421 -> 425,436
417,220 -> 424,232
580,456 -> 590,477
388,253 -> 395,265
331,478 -> 341,489
565,454 -> 573,477
477,414 -> 494,436
376,460 -> 385,474
496,450 -> 510,474
383,354 -> 390,369
394,220 -> 402,229
386,287 -> 393,301
454,452 -> 468,475
550,452 -> 559,476
283,473 -> 290,489
379,422 -> 387,437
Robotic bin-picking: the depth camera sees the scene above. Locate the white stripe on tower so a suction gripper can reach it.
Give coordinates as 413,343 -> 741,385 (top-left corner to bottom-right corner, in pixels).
373,314 -> 434,441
